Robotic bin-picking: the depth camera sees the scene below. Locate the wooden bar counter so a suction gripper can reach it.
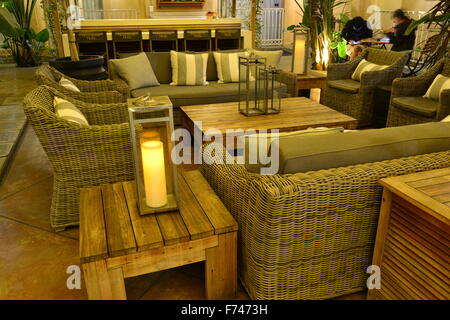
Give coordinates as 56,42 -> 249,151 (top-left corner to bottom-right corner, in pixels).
62,18 -> 252,56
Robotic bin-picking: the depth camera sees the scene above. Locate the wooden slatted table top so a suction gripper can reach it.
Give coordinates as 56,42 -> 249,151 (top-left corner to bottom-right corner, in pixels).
181,97 -> 358,134
79,170 -> 238,264
380,168 -> 450,225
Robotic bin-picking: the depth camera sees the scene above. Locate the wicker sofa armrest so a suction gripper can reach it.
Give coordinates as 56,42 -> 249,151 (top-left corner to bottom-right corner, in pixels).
53,122 -> 134,178
61,90 -> 123,104
110,76 -> 131,99
69,77 -> 117,92
391,61 -> 444,98
279,70 -> 297,97
438,89 -> 450,120
326,55 -> 364,81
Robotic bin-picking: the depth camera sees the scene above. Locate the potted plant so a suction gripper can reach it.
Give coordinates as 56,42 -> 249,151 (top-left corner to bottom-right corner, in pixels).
47,0 -> 107,80
0,0 -> 50,67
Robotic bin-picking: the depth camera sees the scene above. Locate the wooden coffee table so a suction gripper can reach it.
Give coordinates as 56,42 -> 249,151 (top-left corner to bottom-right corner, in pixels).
79,170 -> 238,300
181,97 -> 357,146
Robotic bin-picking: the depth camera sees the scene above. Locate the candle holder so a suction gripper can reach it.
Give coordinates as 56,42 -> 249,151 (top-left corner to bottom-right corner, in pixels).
261,66 -> 282,115
291,26 -> 310,75
238,55 -> 267,116
128,96 -> 179,215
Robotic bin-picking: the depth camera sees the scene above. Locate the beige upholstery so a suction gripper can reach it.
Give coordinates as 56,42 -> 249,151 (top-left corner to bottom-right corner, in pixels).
131,81 -> 287,107
275,122 -> 450,174
328,79 -> 360,93
392,97 -> 439,118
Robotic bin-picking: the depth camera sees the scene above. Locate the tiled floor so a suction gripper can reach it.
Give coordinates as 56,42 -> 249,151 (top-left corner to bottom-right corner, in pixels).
0,66 -> 365,300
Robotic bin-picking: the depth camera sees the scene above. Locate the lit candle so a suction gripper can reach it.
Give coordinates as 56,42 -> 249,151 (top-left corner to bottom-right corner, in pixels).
141,140 -> 167,208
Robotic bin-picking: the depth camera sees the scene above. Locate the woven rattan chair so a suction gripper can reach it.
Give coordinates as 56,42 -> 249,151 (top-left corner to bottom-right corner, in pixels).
387,59 -> 450,127
201,144 -> 450,300
323,48 -> 409,127
23,85 -> 134,231
35,65 -> 128,103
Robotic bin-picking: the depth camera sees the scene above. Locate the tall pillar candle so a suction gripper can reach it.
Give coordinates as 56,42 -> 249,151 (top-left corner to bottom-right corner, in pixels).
141,140 -> 167,208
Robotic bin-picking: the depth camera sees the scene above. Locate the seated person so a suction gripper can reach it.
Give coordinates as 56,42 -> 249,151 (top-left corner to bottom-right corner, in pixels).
342,16 -> 373,59
386,9 -> 417,52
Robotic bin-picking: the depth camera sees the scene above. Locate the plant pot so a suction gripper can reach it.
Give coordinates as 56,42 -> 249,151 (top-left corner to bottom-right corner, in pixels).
49,55 -> 108,80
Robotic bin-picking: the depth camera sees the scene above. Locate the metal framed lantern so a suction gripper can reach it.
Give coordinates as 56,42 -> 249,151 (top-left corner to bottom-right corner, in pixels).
128,96 -> 179,216
262,66 -> 282,115
291,26 -> 310,75
238,55 -> 267,116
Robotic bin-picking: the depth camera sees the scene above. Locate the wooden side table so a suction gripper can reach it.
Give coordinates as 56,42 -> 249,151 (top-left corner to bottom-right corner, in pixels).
79,170 -> 238,300
368,168 -> 450,300
296,70 -> 327,102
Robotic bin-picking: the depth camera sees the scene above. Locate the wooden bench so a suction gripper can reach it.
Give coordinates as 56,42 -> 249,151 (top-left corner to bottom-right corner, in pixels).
79,170 -> 238,300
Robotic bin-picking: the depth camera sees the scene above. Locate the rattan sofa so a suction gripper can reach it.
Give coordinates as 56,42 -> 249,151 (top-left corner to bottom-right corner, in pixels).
323,48 -> 408,127
200,123 -> 450,300
387,58 -> 450,127
35,65 -> 128,103
23,85 -> 134,230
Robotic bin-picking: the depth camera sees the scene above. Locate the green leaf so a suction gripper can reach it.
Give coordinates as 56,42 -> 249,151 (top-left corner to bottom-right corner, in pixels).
0,6 -> 20,37
35,28 -> 49,42
340,13 -> 350,24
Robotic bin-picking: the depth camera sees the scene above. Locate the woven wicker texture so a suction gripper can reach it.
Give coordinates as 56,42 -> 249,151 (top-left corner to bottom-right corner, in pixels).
387,58 -> 450,127
35,65 -> 128,103
323,48 -> 409,127
200,144 -> 450,300
23,85 -> 134,230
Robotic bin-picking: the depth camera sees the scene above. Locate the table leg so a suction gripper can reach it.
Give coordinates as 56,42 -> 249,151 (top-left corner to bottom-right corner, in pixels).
82,260 -> 127,300
205,232 -> 237,300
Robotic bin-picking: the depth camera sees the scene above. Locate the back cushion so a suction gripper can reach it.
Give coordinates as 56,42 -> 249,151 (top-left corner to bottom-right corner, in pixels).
272,122 -> 450,174
120,52 -> 172,84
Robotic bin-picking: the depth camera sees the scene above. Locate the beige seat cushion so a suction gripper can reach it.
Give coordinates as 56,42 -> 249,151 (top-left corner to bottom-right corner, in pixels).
109,52 -> 159,90
131,81 -> 287,107
270,122 -> 450,174
244,127 -> 344,173
392,97 -> 438,118
328,79 -> 360,93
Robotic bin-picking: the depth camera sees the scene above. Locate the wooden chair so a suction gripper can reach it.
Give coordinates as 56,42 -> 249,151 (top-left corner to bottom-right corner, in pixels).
76,32 -> 109,60
215,29 -> 241,51
184,29 -> 212,52
112,31 -> 143,59
149,30 -> 178,52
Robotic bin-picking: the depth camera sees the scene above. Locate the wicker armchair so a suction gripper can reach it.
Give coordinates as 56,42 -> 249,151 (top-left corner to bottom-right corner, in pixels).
323,48 -> 409,127
387,59 -> 450,127
23,85 -> 134,230
201,144 -> 450,300
35,65 -> 128,103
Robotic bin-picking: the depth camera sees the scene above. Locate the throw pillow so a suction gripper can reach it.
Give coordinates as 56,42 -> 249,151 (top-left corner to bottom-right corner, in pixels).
248,49 -> 283,68
59,77 -> 80,92
424,74 -> 450,101
351,59 -> 389,81
213,51 -> 254,83
53,97 -> 89,126
170,51 -> 209,86
109,52 -> 159,90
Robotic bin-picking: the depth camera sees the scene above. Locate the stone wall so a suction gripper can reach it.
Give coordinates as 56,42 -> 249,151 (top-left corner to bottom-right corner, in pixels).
0,49 -> 15,65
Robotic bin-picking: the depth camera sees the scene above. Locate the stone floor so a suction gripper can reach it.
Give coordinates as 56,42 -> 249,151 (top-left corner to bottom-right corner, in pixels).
0,66 -> 365,300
